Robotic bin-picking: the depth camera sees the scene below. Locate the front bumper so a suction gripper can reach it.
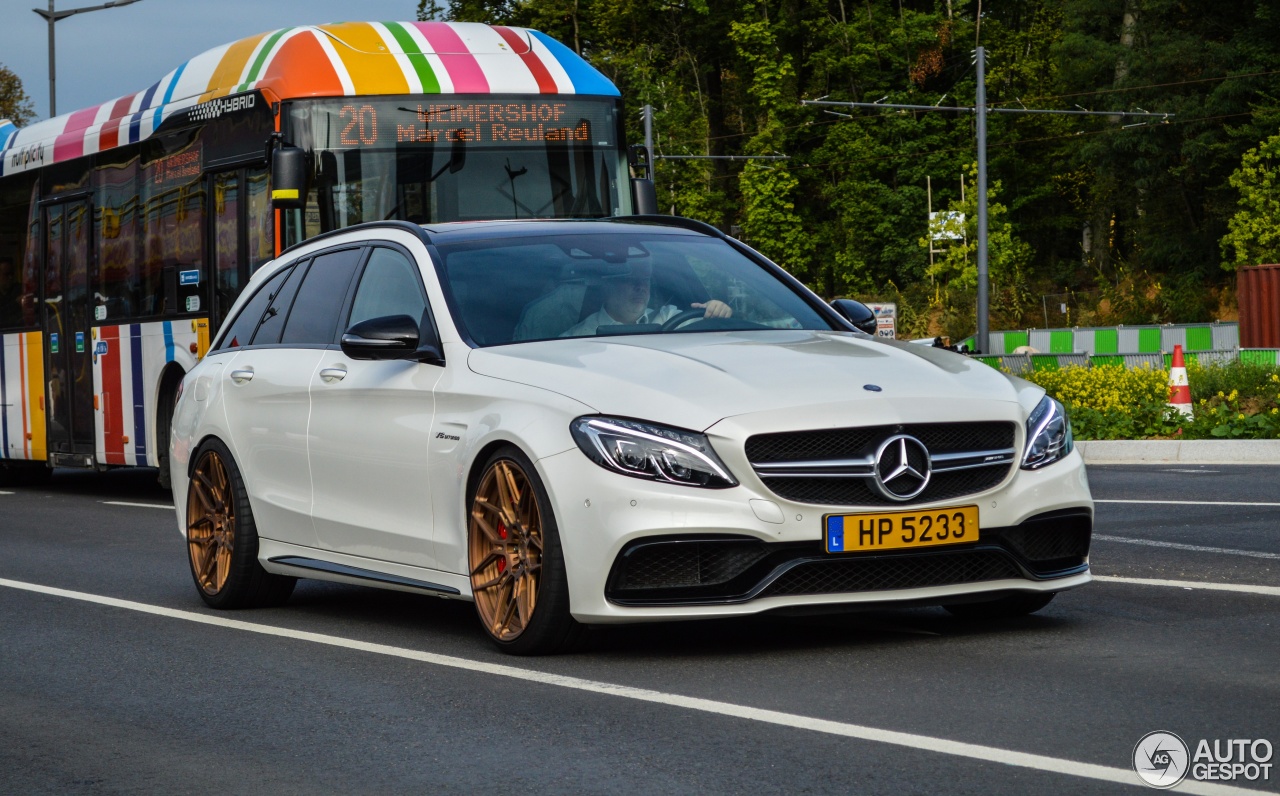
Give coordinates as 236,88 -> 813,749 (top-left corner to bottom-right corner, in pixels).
538,446 -> 1093,624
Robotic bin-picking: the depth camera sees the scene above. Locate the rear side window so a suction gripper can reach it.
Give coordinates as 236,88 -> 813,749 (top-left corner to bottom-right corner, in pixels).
281,247 -> 364,345
250,261 -> 310,345
215,265 -> 293,351
348,247 -> 427,328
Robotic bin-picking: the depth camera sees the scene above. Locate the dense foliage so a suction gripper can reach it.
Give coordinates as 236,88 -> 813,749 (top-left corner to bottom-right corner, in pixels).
0,64 -> 35,127
1024,362 -> 1280,439
421,0 -> 1280,335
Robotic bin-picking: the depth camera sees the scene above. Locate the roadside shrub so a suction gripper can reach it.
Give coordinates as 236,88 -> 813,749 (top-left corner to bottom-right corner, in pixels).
1020,364 -> 1280,440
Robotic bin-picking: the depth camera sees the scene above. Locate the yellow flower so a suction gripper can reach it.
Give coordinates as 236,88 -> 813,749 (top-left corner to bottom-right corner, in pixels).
1238,413 -> 1246,420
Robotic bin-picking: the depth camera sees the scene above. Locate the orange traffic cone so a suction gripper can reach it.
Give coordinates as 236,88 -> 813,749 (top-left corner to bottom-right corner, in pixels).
1168,344 -> 1193,417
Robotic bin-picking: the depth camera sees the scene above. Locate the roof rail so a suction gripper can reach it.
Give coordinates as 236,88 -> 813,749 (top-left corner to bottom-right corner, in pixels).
275,220 -> 431,260
608,214 -> 726,239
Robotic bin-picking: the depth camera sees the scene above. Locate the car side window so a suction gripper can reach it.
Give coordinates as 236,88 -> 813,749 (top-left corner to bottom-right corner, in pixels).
347,247 -> 428,329
280,247 -> 365,346
215,265 -> 293,351
250,260 -> 310,346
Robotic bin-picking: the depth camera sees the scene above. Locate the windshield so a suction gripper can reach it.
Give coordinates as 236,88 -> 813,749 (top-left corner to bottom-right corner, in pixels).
286,96 -> 628,236
434,230 -> 835,346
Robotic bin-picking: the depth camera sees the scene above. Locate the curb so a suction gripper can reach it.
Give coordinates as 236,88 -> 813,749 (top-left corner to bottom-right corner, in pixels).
1077,439 -> 1280,465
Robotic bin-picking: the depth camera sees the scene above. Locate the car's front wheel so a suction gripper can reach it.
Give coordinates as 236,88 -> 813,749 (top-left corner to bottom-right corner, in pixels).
186,439 -> 295,609
467,447 -> 583,655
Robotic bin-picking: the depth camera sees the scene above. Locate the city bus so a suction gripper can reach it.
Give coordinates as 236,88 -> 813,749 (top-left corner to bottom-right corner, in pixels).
0,21 -> 649,486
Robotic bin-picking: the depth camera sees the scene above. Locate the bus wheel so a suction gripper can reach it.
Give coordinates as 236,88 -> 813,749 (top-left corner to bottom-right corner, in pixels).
186,439 -> 295,609
467,446 -> 584,655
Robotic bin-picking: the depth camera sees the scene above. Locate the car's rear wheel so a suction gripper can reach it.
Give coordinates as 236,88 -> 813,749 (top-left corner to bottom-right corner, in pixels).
468,447 -> 583,655
943,591 -> 1055,619
186,439 -> 295,609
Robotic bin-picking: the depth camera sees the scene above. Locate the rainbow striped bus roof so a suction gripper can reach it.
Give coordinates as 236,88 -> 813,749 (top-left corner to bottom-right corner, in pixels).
0,21 -> 619,176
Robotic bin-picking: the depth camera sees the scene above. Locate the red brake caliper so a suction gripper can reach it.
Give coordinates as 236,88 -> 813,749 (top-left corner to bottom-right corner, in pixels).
497,522 -> 508,572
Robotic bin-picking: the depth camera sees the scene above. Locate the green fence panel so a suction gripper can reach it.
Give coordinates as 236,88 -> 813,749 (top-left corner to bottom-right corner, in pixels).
976,356 -> 1003,369
1003,331 -> 1029,354
1031,355 -> 1060,371
1049,330 -> 1073,354
1138,328 -> 1162,353
1185,326 -> 1213,351
1091,355 -> 1124,367
1240,349 -> 1280,366
1094,329 -> 1119,354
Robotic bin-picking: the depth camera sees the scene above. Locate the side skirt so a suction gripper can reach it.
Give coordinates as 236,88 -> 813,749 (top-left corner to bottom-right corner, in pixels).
266,555 -> 463,597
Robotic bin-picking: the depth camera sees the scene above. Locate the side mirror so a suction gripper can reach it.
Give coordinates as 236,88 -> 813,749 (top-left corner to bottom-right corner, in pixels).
340,315 -> 420,360
449,136 -> 467,174
271,145 -> 306,209
830,299 -> 878,336
631,178 -> 657,215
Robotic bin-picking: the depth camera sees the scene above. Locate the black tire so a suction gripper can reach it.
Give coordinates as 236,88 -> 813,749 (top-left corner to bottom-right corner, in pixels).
185,438 -> 295,609
155,375 -> 180,491
943,591 -> 1055,619
467,446 -> 585,655
0,460 -> 52,487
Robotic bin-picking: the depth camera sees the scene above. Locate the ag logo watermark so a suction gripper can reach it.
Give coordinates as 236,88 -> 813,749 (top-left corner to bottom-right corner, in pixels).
1134,731 -> 1273,788
1133,731 -> 1189,788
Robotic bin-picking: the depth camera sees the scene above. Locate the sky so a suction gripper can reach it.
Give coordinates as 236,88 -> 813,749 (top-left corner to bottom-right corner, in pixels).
1,0 -> 421,124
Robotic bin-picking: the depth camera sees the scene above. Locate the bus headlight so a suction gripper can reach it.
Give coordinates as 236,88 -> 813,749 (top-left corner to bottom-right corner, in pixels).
570,416 -> 737,488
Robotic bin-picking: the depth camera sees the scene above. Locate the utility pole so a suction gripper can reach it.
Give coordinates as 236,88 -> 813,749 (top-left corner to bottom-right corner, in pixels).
974,47 -> 991,357
803,54 -> 1170,354
32,0 -> 143,118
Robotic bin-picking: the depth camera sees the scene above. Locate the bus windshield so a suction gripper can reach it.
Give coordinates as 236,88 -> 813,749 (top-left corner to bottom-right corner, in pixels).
285,95 -> 628,233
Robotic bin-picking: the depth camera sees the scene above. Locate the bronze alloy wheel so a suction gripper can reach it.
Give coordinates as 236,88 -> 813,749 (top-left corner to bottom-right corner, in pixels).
187,448 -> 235,595
469,458 -> 545,642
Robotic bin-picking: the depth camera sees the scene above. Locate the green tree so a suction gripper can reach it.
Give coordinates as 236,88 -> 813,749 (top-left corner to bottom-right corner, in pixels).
1221,133 -> 1280,270
0,64 -> 34,126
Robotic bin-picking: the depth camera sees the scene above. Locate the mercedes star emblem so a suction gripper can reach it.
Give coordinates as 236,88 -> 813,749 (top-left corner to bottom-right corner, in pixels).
872,434 -> 931,501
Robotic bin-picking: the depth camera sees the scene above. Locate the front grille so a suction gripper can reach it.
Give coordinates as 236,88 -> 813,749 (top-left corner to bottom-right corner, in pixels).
746,421 -> 1014,462
765,466 -> 1010,506
759,550 -> 1022,598
746,421 -> 1017,507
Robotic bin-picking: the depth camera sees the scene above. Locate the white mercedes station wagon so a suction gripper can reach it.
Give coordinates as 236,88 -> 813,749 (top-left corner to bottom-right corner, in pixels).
170,218 -> 1092,654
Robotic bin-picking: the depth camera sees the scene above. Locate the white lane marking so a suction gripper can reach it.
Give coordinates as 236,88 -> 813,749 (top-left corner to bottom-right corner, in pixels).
1095,575 -> 1280,597
101,501 -> 173,510
0,490 -> 13,495
0,577 -> 1264,796
1095,499 -> 1280,507
1163,469 -> 1219,474
1094,534 -> 1280,561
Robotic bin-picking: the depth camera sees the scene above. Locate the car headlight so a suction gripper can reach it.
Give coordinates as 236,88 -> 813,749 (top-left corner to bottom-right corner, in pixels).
1021,395 -> 1073,470
570,416 -> 737,488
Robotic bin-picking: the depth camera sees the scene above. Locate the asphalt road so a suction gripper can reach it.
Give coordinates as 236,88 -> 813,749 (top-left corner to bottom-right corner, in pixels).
1,464 -> 1278,795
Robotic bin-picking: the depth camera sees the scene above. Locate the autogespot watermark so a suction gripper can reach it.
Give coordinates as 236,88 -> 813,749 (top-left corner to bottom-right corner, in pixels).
1133,731 -> 1273,788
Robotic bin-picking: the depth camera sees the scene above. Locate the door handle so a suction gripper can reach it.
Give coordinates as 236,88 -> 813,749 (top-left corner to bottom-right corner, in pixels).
319,367 -> 347,383
229,368 -> 254,384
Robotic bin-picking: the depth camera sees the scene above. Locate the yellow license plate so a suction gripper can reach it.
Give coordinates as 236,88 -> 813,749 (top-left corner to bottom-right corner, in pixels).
824,505 -> 979,553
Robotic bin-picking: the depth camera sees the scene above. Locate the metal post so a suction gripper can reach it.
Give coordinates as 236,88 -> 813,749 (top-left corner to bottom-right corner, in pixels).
32,0 -> 144,119
46,0 -> 56,117
975,46 -> 989,355
642,104 -> 654,178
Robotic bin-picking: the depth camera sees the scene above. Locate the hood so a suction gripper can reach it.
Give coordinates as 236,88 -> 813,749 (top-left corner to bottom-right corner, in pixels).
468,330 -> 1026,432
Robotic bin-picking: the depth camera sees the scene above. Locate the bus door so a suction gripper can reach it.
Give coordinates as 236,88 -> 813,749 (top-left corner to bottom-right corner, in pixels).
210,166 -> 272,333
41,199 -> 95,464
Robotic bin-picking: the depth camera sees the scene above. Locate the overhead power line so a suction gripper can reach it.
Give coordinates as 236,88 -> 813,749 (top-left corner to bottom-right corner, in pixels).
802,48 -> 1174,354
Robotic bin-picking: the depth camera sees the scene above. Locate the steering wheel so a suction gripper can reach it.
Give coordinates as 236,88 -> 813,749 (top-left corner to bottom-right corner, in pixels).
660,308 -> 710,331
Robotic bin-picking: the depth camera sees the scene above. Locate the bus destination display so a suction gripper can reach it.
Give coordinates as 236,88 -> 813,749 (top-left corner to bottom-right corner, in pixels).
305,99 -> 617,149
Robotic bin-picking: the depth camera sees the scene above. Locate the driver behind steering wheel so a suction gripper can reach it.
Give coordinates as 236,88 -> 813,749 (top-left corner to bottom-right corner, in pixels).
560,260 -> 732,337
